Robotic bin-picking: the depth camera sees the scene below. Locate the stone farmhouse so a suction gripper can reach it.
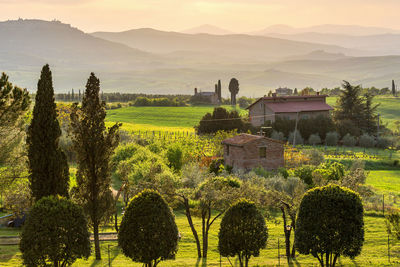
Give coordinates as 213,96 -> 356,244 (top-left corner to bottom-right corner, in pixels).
193,88 -> 220,105
247,93 -> 333,127
222,134 -> 284,170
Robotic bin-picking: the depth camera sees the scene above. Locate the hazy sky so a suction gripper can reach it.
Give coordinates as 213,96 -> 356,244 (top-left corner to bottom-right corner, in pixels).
1,0 -> 400,32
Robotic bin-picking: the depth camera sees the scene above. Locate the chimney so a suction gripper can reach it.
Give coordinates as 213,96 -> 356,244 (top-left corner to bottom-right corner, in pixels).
194,88 -> 198,95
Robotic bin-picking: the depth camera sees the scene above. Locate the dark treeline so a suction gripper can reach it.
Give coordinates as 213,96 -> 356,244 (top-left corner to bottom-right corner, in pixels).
54,91 -> 192,103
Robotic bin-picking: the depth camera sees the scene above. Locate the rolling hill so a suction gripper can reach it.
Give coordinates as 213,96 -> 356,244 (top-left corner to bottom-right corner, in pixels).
181,24 -> 234,35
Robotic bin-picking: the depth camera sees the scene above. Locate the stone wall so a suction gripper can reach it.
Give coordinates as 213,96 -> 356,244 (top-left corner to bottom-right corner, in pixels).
224,138 -> 284,170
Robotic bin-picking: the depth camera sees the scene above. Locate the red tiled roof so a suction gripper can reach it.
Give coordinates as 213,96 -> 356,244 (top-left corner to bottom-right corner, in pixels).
266,101 -> 333,113
222,134 -> 284,146
246,95 -> 329,109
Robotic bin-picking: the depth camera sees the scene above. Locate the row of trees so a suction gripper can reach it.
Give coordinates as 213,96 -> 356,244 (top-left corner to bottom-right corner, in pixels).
23,65 -> 121,260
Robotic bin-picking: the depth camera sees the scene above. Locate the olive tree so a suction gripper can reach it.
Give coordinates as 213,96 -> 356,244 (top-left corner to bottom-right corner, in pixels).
295,184 -> 364,267
20,196 -> 90,267
218,199 -> 268,267
118,189 -> 178,267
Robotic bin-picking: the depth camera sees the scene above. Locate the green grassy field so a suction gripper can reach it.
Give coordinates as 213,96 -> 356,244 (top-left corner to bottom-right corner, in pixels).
1,211 -> 399,266
326,96 -> 400,130
105,105 -> 246,132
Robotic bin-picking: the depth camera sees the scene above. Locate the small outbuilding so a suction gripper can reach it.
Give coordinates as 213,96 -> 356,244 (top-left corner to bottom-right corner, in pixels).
222,134 -> 284,170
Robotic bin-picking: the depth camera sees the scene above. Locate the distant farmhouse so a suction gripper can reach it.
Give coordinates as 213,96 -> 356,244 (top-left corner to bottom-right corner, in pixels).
222,134 -> 284,170
247,93 -> 333,127
191,86 -> 221,105
275,87 -> 293,96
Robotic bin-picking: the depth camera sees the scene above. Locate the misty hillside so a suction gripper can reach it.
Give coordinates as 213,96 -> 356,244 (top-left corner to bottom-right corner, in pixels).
266,32 -> 400,55
1,19 -> 400,95
90,28 -> 362,60
181,24 -> 234,35
0,19 -> 159,71
255,24 -> 400,36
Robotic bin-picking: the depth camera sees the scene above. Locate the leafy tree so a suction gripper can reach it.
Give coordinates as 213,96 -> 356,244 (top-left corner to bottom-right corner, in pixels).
0,72 -> 30,163
3,179 -> 31,216
386,212 -> 400,241
167,143 -> 183,172
228,78 -> 239,105
266,176 -> 306,261
362,93 -> 379,135
295,185 -> 364,267
118,190 -> 178,267
197,107 -> 246,134
218,199 -> 268,267
0,72 -> 30,203
69,73 -> 120,260
271,130 -> 285,141
293,88 -> 298,95
27,64 -> 69,200
288,131 -> 304,145
20,196 -> 90,267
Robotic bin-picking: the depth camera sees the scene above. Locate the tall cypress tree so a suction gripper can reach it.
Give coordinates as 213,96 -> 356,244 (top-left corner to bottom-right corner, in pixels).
27,64 -> 69,200
70,73 -> 120,260
392,80 -> 396,96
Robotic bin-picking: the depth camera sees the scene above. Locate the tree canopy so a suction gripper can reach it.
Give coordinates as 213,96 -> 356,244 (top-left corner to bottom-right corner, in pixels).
295,184 -> 364,267
218,199 -> 268,267
70,72 -> 120,260
228,78 -> 239,105
27,64 -> 69,200
118,189 -> 179,267
20,196 -> 90,267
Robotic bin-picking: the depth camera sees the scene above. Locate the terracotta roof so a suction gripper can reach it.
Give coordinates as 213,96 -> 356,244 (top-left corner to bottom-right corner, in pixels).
266,101 -> 333,113
246,95 -> 329,109
222,133 -> 284,146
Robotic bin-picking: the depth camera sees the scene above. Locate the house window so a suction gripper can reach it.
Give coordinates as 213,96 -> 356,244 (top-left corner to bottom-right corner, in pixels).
226,145 -> 230,156
259,147 -> 266,158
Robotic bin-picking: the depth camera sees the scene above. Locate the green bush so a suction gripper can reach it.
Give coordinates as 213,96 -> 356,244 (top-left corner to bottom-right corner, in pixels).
376,137 -> 391,149
325,131 -> 339,146
278,167 -> 289,178
20,196 -> 90,267
166,143 -> 183,172
293,165 -> 316,186
271,130 -> 285,141
308,133 -> 321,145
305,149 -> 325,166
288,131 -> 304,145
118,190 -> 179,267
218,199 -> 268,267
342,133 -> 356,147
295,185 -> 364,266
359,133 -> 375,148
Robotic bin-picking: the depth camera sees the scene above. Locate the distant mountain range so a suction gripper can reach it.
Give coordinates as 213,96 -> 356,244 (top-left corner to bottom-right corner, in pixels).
2,19 -> 400,95
252,24 -> 400,36
181,24 -> 233,35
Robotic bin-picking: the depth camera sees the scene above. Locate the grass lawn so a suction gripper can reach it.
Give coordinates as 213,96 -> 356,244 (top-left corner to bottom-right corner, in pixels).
367,170 -> 400,197
105,105 -> 246,132
326,96 -> 400,130
1,212 -> 398,266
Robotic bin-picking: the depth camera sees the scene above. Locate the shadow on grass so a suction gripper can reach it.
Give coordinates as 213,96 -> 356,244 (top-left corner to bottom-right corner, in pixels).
195,257 -> 207,267
0,245 -> 19,263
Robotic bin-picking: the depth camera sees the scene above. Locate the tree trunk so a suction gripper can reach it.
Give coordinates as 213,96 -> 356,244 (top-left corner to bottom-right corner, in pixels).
290,214 -> 296,258
183,198 -> 202,258
325,252 -> 329,267
202,212 -> 207,258
93,223 -> 101,260
114,211 -> 118,232
281,207 -> 291,263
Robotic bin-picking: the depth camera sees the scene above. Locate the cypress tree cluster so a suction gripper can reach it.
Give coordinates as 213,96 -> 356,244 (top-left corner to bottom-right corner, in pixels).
27,64 -> 69,200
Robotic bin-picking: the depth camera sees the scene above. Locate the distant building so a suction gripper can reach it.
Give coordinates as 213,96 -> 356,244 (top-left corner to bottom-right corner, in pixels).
275,87 -> 293,96
247,93 -> 333,127
192,88 -> 219,104
222,134 -> 284,170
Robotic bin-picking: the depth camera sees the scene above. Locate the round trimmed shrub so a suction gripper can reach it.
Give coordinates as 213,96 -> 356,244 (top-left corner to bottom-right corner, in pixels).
308,133 -> 322,146
218,199 -> 268,267
342,133 -> 356,147
359,133 -> 375,148
288,131 -> 304,145
271,130 -> 285,141
118,189 -> 178,267
325,131 -> 339,146
295,185 -> 364,266
20,196 -> 90,267
376,137 -> 391,149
